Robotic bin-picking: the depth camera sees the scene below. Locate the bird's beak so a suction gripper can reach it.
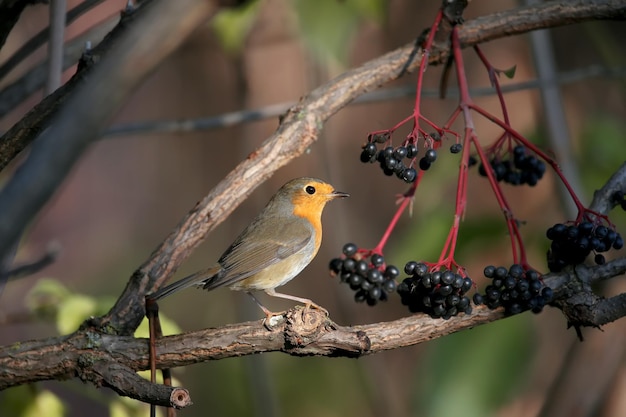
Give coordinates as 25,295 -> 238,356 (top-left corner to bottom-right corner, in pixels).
330,190 -> 350,199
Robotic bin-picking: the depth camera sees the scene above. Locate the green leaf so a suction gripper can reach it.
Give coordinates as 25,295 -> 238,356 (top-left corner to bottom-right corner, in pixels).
501,65 -> 517,79
134,314 -> 182,339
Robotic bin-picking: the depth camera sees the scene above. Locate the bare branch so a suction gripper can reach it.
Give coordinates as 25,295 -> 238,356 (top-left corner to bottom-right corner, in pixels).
102,65 -> 626,138
0,0 -> 220,267
0,0 -> 107,79
0,259 -> 623,401
0,15 -> 117,118
0,0 -> 47,50
0,304 -> 502,394
89,362 -> 191,409
2,242 -> 60,281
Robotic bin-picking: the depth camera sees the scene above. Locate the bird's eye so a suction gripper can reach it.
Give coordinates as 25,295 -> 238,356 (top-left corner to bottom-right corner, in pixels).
305,185 -> 316,195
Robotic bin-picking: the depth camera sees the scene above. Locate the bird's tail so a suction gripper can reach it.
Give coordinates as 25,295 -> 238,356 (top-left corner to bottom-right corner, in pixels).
147,265 -> 222,301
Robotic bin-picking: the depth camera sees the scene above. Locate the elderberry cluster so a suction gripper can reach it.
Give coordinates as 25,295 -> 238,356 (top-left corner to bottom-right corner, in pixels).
360,141 -> 419,183
474,145 -> 546,186
473,265 -> 553,315
397,262 -> 473,319
329,243 -> 398,306
546,221 -> 624,272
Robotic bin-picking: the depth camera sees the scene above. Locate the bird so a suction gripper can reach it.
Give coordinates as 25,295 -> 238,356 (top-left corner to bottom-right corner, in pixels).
147,177 -> 349,321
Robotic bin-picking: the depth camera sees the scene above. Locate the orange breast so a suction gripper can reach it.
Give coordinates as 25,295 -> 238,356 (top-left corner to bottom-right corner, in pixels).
291,195 -> 323,255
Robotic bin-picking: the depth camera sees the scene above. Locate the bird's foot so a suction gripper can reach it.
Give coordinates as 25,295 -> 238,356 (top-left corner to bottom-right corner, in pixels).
261,310 -> 287,330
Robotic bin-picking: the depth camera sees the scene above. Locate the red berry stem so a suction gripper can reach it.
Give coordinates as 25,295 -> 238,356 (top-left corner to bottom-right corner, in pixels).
436,126 -> 472,270
373,174 -> 422,254
450,28 -> 529,266
474,45 -> 512,130
410,9 -> 444,140
470,103 -> 586,216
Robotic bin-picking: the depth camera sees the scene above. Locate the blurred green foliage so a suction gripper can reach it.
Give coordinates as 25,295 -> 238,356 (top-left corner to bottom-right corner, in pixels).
579,116 -> 625,191
210,0 -> 385,65
4,279 -> 182,417
414,315 -> 533,417
0,387 -> 66,417
211,0 -> 261,54
293,0 -> 385,66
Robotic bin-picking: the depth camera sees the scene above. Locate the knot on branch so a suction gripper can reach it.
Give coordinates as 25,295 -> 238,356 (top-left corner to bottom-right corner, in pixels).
279,308 -> 372,357
283,307 -> 334,349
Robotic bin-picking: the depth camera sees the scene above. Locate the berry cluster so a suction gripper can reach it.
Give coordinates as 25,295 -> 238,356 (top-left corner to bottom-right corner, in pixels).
473,265 -> 553,315
474,145 -> 546,186
360,132 -> 458,183
397,262 -> 473,319
546,221 -> 624,272
329,243 -> 398,306
360,140 -> 419,183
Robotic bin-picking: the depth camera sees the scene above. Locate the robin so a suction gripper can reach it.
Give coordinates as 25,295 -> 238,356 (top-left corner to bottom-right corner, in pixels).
148,177 -> 349,321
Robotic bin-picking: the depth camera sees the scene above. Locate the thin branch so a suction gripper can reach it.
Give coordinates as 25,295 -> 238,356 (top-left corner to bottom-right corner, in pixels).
89,362 -> 191,409
101,65 -> 626,138
0,0 -> 220,264
45,0 -> 66,94
0,0 -> 108,80
0,5 -> 141,172
0,14 -> 117,118
0,0 -> 48,50
525,0 -> 582,218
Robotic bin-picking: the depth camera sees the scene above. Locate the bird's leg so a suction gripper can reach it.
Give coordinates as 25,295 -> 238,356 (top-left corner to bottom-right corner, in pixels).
264,288 -> 329,317
247,292 -> 282,329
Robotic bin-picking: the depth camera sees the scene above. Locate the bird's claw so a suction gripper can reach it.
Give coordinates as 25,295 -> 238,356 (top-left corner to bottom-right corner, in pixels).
261,311 -> 286,330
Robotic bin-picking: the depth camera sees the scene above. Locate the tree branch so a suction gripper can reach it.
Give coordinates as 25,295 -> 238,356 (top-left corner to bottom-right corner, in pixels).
101,65 -> 626,138
2,257 -> 625,398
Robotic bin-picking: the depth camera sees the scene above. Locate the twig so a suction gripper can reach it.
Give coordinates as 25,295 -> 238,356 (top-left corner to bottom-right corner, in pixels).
0,15 -> 117,118
0,0 -> 48,51
45,0 -> 67,94
0,0 -> 107,80
0,0 -> 220,264
525,0 -> 582,218
101,65 -> 626,138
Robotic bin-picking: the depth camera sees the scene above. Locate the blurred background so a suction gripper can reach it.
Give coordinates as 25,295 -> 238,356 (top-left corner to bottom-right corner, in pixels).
0,0 -> 625,416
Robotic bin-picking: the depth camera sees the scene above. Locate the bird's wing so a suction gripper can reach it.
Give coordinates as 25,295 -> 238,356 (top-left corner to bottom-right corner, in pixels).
202,217 -> 312,290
